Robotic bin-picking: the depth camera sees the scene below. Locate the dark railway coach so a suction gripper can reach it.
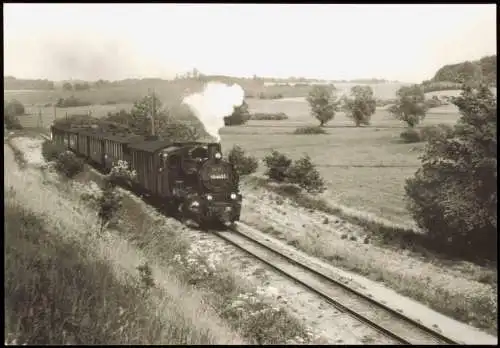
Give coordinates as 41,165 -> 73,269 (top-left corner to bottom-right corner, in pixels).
77,131 -> 90,158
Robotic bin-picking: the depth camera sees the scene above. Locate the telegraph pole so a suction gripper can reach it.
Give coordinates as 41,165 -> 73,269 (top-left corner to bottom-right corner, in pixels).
38,107 -> 43,129
151,88 -> 156,136
54,105 -> 57,123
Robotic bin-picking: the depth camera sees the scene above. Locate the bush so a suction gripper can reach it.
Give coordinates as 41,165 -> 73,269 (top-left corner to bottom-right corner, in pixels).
419,124 -> 454,142
263,150 -> 292,182
224,101 -> 250,126
422,82 -> 462,93
5,99 -> 25,117
41,140 -> 66,162
405,84 -> 497,262
424,97 -> 445,109
54,114 -> 100,128
4,114 -> 23,130
107,160 -> 137,187
286,155 -> 326,194
97,185 -> 122,233
293,126 -> 327,135
250,113 -> 288,121
435,123 -> 455,138
56,96 -> 92,108
54,151 -> 84,179
4,99 -> 25,130
400,128 -> 422,143
227,145 -> 259,176
258,92 -> 284,100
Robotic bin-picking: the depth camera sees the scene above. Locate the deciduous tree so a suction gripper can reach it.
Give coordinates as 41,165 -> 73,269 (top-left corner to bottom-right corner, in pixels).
342,85 -> 376,126
405,83 -> 497,261
306,85 -> 339,127
389,85 -> 428,128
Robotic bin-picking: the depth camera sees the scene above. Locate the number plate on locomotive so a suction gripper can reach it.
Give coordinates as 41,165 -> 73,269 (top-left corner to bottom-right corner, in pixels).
208,166 -> 229,180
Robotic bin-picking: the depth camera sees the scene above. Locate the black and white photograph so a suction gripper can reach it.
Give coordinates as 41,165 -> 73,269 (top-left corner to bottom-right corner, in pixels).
4,3 -> 497,345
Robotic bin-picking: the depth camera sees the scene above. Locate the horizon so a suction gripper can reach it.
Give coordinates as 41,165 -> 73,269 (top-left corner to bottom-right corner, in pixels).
4,4 -> 497,83
3,74 -> 410,84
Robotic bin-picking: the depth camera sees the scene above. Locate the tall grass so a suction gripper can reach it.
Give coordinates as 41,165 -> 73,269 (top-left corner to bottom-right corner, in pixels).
5,136 -> 314,345
4,192 -> 219,345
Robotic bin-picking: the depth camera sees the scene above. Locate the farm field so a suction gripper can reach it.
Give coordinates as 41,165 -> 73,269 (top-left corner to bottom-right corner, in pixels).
221,98 -> 464,225
16,104 -> 134,128
4,81 -> 410,108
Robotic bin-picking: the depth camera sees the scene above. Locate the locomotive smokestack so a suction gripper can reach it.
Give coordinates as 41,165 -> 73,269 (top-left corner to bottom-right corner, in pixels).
207,143 -> 222,160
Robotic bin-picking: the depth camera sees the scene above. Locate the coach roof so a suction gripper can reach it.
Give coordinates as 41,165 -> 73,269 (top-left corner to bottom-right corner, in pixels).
127,139 -> 176,153
73,129 -> 142,143
127,140 -> 218,153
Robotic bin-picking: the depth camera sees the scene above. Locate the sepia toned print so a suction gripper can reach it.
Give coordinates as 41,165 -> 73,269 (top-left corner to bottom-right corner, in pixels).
4,3 -> 497,345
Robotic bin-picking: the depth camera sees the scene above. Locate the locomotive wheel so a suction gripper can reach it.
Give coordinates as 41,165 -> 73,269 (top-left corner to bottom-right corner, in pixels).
197,217 -> 217,230
164,200 -> 177,216
197,218 -> 209,230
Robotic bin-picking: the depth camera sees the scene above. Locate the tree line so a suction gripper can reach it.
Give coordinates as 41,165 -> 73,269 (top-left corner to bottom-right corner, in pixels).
304,84 -> 430,128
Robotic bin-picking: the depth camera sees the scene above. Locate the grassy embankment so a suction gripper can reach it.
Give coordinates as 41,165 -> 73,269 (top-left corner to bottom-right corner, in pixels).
5,135 -> 317,345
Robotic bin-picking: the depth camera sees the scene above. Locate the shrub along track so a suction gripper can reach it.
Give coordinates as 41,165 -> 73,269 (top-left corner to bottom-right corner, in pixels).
215,223 -> 459,345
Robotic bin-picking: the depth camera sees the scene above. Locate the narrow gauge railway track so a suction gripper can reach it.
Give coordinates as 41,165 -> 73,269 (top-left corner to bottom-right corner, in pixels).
214,223 -> 460,345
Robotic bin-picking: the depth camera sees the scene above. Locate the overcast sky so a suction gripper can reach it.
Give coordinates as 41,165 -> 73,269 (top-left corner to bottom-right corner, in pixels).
4,4 -> 497,83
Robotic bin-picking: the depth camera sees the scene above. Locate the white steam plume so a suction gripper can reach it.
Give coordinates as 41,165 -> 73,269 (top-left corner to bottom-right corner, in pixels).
182,82 -> 245,142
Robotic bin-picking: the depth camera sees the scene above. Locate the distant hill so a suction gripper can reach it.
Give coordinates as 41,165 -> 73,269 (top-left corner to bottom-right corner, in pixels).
429,55 -> 496,86
4,76 -> 55,90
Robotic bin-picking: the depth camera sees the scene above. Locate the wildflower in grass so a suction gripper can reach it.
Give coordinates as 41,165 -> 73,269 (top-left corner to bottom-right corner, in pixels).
108,160 -> 137,186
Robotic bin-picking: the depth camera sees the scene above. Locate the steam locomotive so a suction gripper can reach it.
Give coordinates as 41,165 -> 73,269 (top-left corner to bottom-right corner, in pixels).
50,124 -> 242,227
